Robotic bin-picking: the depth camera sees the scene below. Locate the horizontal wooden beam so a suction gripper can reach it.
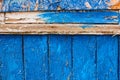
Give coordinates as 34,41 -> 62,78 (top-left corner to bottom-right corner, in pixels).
4,11 -> 119,24
0,24 -> 119,35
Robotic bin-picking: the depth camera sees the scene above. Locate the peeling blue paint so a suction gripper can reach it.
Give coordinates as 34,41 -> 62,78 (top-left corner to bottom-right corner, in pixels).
81,24 -> 94,29
38,11 -> 118,24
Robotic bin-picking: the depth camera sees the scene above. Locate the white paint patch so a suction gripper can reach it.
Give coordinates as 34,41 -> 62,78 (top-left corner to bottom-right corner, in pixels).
85,2 -> 92,9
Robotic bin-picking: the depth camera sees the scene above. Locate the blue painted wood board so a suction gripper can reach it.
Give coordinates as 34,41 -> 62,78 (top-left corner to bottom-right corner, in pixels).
0,0 -> 120,12
0,35 -> 23,80
0,35 -> 119,80
38,11 -> 119,24
73,36 -> 96,80
97,36 -> 118,80
49,35 -> 72,80
5,11 -> 119,24
118,36 -> 120,80
23,35 -> 48,80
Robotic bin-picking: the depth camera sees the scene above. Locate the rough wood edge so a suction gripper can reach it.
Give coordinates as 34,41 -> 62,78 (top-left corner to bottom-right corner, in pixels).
4,11 -> 119,24
0,24 -> 119,35
0,13 -> 4,24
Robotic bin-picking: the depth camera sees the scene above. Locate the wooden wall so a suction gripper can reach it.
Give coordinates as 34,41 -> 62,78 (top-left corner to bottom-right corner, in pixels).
0,35 -> 119,80
0,0 -> 120,80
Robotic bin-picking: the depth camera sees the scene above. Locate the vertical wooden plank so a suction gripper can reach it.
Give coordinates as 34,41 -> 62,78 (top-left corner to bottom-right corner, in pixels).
24,35 -> 48,80
0,13 -> 4,24
118,36 -> 120,80
49,35 -> 72,80
0,35 -> 23,80
97,36 -> 118,80
73,36 -> 96,80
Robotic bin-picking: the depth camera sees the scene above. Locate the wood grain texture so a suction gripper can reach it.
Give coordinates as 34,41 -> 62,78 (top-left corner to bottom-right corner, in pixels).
0,24 -> 119,35
1,0 -> 120,12
0,13 -> 4,24
73,36 -> 96,80
5,11 -> 119,24
49,35 -> 72,80
97,36 -> 118,80
23,35 -> 48,80
0,35 -> 23,80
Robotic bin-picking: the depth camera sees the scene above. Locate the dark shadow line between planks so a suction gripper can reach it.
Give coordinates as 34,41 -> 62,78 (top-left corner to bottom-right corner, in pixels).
22,35 -> 26,80
1,9 -> 119,13
95,36 -> 98,80
47,35 -> 50,80
71,35 -> 73,80
118,36 -> 120,80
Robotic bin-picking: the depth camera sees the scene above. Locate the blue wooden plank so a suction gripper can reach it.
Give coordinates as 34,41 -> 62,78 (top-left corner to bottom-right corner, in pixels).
73,36 -> 96,80
49,35 -> 72,80
38,11 -> 118,23
5,11 -> 119,24
23,35 -> 48,80
1,0 -> 120,12
118,36 -> 120,80
0,35 -> 23,80
97,36 -> 118,80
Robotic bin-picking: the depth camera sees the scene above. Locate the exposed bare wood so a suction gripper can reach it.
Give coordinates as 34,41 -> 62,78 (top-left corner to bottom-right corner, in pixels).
0,13 -> 4,24
0,24 -> 119,35
5,12 -> 45,24
0,0 -> 2,11
5,11 -> 119,24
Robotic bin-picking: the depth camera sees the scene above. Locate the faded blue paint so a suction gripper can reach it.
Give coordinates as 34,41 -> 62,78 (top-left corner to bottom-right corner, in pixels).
1,0 -> 112,12
81,24 -> 94,29
97,36 -> 118,80
38,11 -> 118,24
24,35 -> 48,80
73,36 -> 96,80
0,35 -> 23,80
0,35 -> 119,80
49,35 -> 72,80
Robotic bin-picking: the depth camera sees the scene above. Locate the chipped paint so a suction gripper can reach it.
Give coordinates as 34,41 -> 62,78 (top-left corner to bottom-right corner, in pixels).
1,0 -> 120,12
81,24 -> 94,29
38,11 -> 118,24
85,2 -> 92,9
111,1 -> 120,9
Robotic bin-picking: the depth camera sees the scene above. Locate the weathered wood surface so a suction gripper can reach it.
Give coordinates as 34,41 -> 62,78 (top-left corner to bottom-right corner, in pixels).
0,0 -> 120,12
49,35 -> 72,80
97,36 -> 118,80
24,35 -> 48,80
0,35 -> 23,80
0,35 -> 119,80
0,13 -> 4,24
73,36 -> 96,80
0,24 -> 119,35
5,11 -> 119,24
